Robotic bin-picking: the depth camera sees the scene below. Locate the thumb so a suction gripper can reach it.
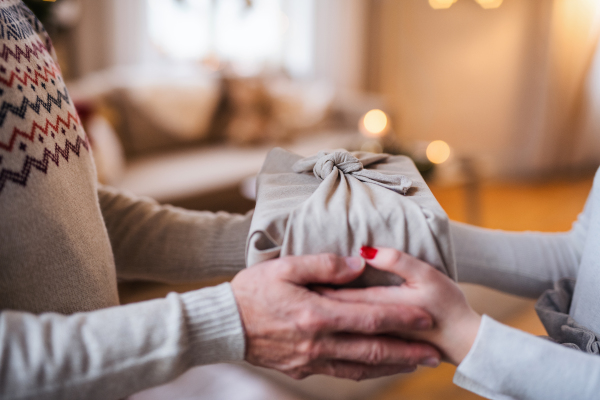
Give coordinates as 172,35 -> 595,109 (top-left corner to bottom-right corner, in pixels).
359,247 -> 424,282
279,254 -> 365,286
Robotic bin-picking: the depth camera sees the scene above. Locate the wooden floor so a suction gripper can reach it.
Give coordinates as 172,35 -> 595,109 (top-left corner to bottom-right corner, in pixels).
372,174 -> 595,400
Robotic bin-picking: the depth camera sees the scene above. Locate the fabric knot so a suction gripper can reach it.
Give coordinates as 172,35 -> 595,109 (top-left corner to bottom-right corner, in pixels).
313,151 -> 363,179
293,149 -> 413,195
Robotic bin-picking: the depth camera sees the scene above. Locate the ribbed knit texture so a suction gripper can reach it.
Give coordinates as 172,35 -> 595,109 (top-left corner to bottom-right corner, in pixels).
180,283 -> 245,365
0,2 -> 250,399
0,286 -> 245,400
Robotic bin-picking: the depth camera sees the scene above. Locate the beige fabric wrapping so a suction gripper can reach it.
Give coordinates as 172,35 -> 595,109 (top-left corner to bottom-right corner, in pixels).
246,148 -> 456,284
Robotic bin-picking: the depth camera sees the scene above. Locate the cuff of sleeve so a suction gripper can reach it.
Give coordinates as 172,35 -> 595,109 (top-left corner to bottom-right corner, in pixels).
180,283 -> 245,366
205,210 -> 254,274
453,315 -> 517,400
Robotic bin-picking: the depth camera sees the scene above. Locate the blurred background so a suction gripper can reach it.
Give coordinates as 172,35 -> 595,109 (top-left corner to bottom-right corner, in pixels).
27,0 -> 600,398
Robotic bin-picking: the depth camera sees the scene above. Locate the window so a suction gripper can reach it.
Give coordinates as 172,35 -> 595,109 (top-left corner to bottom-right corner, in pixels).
147,0 -> 314,77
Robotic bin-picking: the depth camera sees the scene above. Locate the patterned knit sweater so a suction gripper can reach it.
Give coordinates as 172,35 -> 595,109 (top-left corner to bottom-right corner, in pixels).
0,2 -> 251,399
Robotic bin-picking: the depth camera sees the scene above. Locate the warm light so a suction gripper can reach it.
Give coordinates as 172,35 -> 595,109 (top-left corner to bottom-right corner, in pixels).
426,140 -> 451,164
475,0 -> 503,9
360,109 -> 389,138
429,0 -> 458,10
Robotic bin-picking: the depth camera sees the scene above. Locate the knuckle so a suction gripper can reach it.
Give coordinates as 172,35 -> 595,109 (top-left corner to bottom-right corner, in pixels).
294,339 -> 317,364
306,341 -> 322,362
362,312 -> 382,333
298,308 -> 326,333
402,345 -> 426,365
278,259 -> 295,277
319,253 -> 339,273
365,342 -> 386,364
390,250 -> 404,265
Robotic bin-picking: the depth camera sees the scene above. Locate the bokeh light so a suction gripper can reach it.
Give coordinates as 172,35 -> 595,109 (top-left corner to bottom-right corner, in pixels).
360,109 -> 389,138
426,140 -> 451,164
429,0 -> 458,10
475,0 -> 503,9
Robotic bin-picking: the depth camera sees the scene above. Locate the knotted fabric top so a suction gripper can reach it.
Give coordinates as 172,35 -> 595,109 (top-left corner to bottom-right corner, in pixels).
292,150 -> 413,195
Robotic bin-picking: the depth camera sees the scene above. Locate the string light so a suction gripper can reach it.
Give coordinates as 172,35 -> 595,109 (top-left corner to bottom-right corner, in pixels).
426,140 -> 451,164
359,109 -> 389,138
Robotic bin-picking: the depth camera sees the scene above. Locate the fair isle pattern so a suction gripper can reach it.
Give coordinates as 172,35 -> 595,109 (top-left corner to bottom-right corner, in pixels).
0,2 -> 89,196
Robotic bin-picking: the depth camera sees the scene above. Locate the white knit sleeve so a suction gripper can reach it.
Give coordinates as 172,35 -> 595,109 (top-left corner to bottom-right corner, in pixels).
450,191 -> 590,298
454,315 -> 600,400
97,185 -> 252,283
0,283 -> 245,400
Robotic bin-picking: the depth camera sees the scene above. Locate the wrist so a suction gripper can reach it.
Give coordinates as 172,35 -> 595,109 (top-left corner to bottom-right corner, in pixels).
447,311 -> 482,365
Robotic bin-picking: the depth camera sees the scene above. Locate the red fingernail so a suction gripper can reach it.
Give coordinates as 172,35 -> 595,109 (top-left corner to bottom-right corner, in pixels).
360,246 -> 378,260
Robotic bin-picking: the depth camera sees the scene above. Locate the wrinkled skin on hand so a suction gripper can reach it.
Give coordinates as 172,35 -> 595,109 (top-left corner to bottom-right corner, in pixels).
318,249 -> 482,366
231,254 -> 442,381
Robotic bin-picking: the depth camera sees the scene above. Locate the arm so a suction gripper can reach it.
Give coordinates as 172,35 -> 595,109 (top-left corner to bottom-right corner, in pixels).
454,315 -> 600,400
2,254 -> 442,400
98,185 -> 252,283
0,284 -> 244,400
322,247 -> 600,400
451,193 -> 590,298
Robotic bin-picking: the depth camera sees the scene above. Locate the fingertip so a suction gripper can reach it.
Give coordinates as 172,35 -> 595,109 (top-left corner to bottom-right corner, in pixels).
420,357 -> 441,368
398,365 -> 418,373
344,256 -> 365,272
360,247 -> 401,265
359,246 -> 378,260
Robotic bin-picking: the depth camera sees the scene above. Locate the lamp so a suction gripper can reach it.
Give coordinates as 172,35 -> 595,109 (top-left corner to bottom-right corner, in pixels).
429,0 -> 503,10
475,0 -> 503,9
429,0 -> 458,10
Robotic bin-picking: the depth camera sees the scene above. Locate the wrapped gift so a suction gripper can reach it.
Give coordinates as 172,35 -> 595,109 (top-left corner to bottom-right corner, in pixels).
246,148 -> 456,286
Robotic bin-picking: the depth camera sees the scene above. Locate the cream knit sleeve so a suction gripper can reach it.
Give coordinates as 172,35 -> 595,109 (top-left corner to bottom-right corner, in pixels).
98,186 -> 252,283
0,283 -> 245,400
450,191 -> 590,298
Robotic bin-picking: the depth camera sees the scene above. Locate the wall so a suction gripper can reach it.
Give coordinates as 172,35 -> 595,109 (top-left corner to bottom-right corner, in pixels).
368,0 -> 600,178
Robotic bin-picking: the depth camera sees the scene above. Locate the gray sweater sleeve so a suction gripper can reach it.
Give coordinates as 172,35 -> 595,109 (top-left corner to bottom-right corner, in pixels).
0,283 -> 245,400
450,204 -> 589,298
98,186 -> 253,283
454,315 -> 600,400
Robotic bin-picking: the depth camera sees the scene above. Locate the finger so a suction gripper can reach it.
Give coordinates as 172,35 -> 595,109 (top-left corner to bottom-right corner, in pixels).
279,254 -> 365,286
361,247 -> 428,281
315,333 -> 441,366
315,285 -> 418,307
308,360 -> 419,381
317,297 -> 433,332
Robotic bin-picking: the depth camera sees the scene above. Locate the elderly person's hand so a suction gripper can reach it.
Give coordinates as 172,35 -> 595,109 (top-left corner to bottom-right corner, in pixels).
317,247 -> 482,366
230,254 -> 441,381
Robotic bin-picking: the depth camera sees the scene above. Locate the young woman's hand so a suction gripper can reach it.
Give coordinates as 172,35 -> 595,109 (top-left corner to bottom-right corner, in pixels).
317,247 -> 482,365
